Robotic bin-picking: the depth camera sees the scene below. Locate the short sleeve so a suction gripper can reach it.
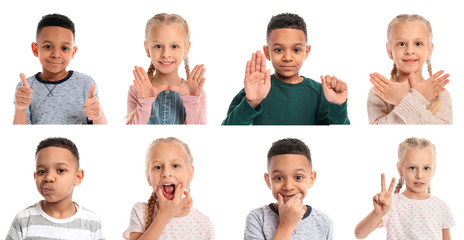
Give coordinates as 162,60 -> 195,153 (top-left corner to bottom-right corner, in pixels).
5,215 -> 22,240
244,209 -> 265,240
122,203 -> 146,240
442,201 -> 455,229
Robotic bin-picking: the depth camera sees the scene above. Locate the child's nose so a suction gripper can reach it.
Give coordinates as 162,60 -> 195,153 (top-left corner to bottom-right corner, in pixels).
50,49 -> 60,58
283,51 -> 292,61
405,45 -> 415,55
283,179 -> 294,190
162,168 -> 172,177
415,170 -> 424,179
44,172 -> 56,182
161,48 -> 170,58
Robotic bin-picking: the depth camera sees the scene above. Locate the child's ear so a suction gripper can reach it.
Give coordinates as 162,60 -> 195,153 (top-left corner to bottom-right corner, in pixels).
427,43 -> 434,60
183,41 -> 191,59
397,163 -> 403,177
71,46 -> 77,58
33,172 -> 36,179
386,42 -> 393,60
308,171 -> 317,189
264,173 -> 272,189
74,169 -> 84,186
263,45 -> 271,61
304,44 -> 311,60
144,41 -> 151,58
31,42 -> 38,57
188,165 -> 194,183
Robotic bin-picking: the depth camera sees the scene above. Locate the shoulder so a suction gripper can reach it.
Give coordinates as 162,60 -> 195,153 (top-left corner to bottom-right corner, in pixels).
246,205 -> 273,220
429,195 -> 451,206
308,207 -> 332,225
78,205 -> 103,222
71,71 -> 96,85
301,76 -> 322,90
15,203 -> 39,218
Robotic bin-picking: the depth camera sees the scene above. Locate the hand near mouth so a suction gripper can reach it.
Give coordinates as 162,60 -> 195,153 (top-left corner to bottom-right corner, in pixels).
156,183 -> 193,219
321,75 -> 348,105
373,173 -> 396,216
244,50 -> 271,109
133,66 -> 176,99
408,70 -> 449,101
273,193 -> 305,238
370,72 -> 409,105
179,64 -> 205,96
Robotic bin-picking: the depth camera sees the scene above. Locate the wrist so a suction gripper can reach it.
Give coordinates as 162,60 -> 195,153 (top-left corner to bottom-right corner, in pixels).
245,97 -> 261,109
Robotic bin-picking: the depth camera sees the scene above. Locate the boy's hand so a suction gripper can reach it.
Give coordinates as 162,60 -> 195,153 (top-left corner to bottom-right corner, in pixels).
373,174 -> 396,216
156,184 -> 193,219
244,50 -> 271,109
15,73 -> 33,110
408,71 -> 449,101
320,75 -> 348,105
179,64 -> 205,96
133,66 -> 173,99
83,85 -> 102,120
276,193 -> 305,232
370,72 -> 409,105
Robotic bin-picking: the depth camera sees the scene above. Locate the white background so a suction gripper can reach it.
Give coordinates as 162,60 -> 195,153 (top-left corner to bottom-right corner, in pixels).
0,0 -> 462,239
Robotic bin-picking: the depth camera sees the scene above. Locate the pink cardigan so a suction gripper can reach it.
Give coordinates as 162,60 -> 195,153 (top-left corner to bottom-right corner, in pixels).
126,83 -> 206,125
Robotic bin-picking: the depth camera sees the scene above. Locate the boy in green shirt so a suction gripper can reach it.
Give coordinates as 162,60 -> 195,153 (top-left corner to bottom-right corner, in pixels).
222,13 -> 349,125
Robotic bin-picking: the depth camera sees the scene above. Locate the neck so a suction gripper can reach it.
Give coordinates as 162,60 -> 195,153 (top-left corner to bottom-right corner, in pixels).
40,69 -> 68,81
395,69 -> 425,83
41,199 -> 77,219
402,188 -> 430,200
275,72 -> 303,84
152,71 -> 183,87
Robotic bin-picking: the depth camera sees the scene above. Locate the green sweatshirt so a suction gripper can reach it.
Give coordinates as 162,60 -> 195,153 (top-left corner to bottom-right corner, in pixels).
222,75 -> 350,125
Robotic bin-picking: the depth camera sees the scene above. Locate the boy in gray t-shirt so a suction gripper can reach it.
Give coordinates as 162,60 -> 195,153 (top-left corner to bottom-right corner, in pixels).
13,13 -> 107,124
244,138 -> 333,240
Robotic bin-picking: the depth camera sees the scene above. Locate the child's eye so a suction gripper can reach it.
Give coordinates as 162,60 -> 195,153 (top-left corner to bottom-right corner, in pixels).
57,169 -> 66,173
424,166 -> 431,171
154,166 -> 162,170
294,49 -> 302,53
44,45 -> 52,49
274,176 -> 283,181
274,48 -> 283,53
173,164 -> 180,168
154,45 -> 162,49
61,47 -> 69,51
295,176 -> 303,181
409,166 -> 416,170
415,42 -> 423,46
36,170 -> 46,175
398,42 -> 405,46
172,45 -> 178,49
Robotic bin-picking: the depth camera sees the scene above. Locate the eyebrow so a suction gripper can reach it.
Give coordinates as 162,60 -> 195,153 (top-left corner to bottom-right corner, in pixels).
271,168 -> 307,174
40,40 -> 73,45
36,162 -> 71,169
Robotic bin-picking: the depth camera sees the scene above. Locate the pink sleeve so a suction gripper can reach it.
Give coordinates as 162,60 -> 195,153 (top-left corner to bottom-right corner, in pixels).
182,89 -> 207,125
122,203 -> 146,240
126,85 -> 156,125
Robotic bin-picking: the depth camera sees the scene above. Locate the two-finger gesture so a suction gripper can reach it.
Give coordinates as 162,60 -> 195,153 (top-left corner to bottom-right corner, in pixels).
320,75 -> 348,105
408,70 -> 449,101
370,72 -> 409,105
157,184 -> 193,219
244,50 -> 271,109
373,173 -> 396,216
180,64 -> 205,96
15,73 -> 33,110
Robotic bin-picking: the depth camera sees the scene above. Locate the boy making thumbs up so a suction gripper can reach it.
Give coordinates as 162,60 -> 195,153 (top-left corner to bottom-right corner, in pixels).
13,13 -> 107,124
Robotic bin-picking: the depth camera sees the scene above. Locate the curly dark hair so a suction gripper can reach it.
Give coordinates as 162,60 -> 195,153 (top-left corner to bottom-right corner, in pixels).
37,13 -> 75,39
267,13 -> 307,42
267,138 -> 311,169
36,137 -> 79,167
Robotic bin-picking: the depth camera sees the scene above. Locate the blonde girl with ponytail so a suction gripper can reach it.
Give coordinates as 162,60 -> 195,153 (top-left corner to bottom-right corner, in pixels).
355,137 -> 455,239
367,14 -> 452,124
126,13 -> 207,124
123,137 -> 214,240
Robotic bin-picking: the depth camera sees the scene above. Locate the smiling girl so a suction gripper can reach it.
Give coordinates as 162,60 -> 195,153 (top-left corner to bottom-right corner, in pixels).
126,13 -> 206,124
123,137 -> 214,240
367,14 -> 451,124
354,137 -> 455,239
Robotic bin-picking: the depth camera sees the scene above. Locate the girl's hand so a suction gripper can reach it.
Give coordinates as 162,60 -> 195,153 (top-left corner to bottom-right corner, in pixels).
156,184 -> 193,219
373,173 -> 396,216
370,72 -> 409,105
408,71 -> 449,101
320,75 -> 348,105
15,73 -> 33,110
179,64 -> 205,96
133,66 -> 171,99
244,50 -> 271,109
276,193 -> 305,231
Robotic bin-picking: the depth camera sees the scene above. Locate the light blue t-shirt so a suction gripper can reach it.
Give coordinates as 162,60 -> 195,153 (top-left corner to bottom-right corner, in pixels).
14,71 -> 98,124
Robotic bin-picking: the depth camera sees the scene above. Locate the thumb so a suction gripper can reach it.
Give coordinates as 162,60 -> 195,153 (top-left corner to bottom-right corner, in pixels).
320,75 -> 328,90
407,72 -> 416,87
20,73 -> 29,88
87,85 -> 96,99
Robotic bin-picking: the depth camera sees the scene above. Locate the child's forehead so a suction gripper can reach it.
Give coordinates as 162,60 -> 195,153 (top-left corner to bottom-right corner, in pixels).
267,28 -> 307,45
403,149 -> 435,164
36,147 -> 78,167
268,154 -> 312,172
37,26 -> 75,42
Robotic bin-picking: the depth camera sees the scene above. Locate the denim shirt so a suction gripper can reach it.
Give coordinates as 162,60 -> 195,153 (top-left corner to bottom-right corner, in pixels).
148,89 -> 186,124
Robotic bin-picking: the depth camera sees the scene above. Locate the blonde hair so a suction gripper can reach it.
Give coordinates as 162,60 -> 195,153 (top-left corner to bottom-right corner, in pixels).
394,137 -> 436,194
126,13 -> 191,122
387,14 -> 440,114
144,137 -> 193,230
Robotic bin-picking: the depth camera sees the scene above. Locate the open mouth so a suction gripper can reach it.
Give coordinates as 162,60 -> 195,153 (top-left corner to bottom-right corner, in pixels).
162,184 -> 175,200
159,61 -> 174,66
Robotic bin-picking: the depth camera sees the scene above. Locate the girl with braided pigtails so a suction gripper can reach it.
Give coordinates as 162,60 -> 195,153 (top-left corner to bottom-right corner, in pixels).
367,14 -> 452,124
123,137 -> 214,240
126,13 -> 206,124
355,137 -> 455,239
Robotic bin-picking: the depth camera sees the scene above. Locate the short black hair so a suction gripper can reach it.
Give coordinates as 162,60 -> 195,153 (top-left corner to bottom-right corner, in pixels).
267,13 -> 307,42
36,13 -> 75,39
267,138 -> 311,169
36,137 -> 79,167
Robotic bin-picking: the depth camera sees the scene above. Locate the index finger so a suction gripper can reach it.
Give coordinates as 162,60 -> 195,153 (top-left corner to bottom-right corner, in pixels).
386,177 -> 396,196
381,173 -> 386,192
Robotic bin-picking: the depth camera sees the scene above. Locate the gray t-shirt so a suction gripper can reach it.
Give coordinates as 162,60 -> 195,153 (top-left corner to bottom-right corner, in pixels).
14,71 -> 98,124
244,204 -> 333,240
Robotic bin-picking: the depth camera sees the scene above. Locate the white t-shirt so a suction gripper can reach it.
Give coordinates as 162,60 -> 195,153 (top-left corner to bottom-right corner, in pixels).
382,193 -> 455,240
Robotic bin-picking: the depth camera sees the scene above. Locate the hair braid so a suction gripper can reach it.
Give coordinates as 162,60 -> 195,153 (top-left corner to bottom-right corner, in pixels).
145,192 -> 157,230
184,57 -> 190,79
147,62 -> 156,82
390,63 -> 398,82
426,60 -> 441,114
394,177 -> 404,194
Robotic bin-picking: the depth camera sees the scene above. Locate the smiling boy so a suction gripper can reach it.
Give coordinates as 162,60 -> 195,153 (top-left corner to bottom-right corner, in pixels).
13,14 -> 107,124
244,138 -> 333,240
6,137 -> 104,240
223,13 -> 349,125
